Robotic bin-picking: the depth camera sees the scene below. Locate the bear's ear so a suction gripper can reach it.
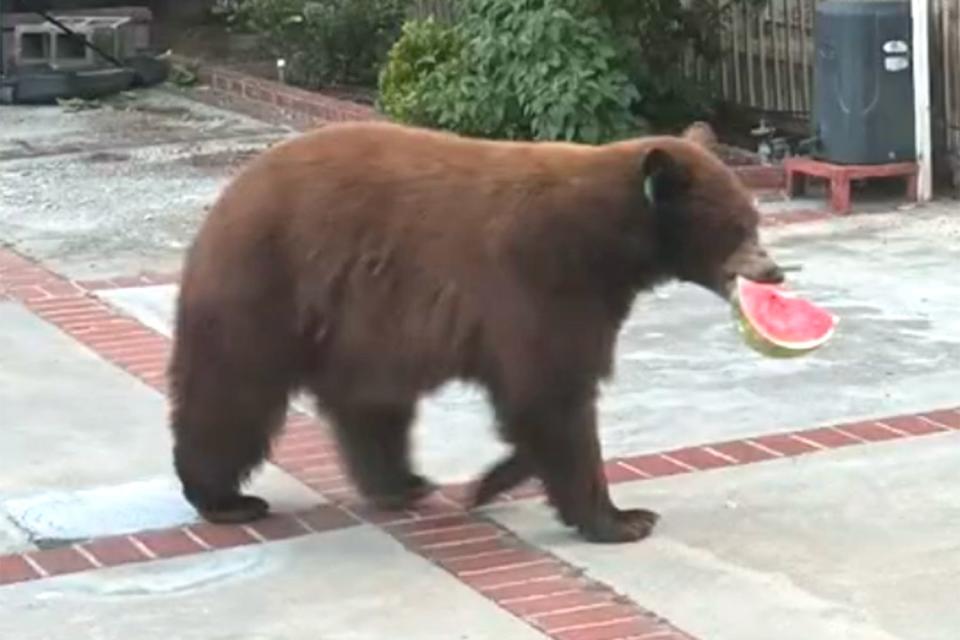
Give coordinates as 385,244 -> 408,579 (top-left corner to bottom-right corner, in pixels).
640,147 -> 691,206
681,121 -> 717,148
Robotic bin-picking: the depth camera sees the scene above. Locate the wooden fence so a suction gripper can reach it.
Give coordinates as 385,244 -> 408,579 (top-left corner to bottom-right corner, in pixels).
409,0 -> 460,23
694,0 -> 960,151
694,0 -> 817,116
934,0 -> 960,149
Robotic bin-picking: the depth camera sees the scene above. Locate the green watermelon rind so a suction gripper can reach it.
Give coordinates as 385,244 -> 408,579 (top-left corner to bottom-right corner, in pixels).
730,279 -> 837,359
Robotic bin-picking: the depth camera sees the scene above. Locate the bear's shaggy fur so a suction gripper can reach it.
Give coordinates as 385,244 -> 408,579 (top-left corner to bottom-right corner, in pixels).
168,121 -> 783,543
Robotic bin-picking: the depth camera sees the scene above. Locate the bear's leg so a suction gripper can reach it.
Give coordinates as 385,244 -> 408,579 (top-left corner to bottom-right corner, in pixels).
471,451 -> 533,508
322,399 -> 435,510
505,394 -> 659,543
171,367 -> 290,524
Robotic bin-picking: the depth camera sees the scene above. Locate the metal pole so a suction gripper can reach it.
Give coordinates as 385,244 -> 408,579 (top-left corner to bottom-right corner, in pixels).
912,0 -> 933,202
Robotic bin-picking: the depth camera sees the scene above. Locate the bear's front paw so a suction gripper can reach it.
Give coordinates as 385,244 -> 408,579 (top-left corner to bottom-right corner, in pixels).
577,507 -> 659,544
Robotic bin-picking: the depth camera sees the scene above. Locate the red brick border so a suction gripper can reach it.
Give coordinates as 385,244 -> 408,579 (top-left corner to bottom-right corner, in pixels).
380,507 -> 698,640
604,412 -> 959,478
436,409 -> 960,509
3,245 -> 959,640
171,56 -> 382,125
1,506 -> 358,586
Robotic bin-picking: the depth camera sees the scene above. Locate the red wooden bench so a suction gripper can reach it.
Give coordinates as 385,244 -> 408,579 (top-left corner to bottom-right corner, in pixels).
783,157 -> 918,215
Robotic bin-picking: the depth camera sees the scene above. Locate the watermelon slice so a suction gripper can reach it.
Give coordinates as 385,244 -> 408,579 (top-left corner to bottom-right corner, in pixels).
732,276 -> 838,358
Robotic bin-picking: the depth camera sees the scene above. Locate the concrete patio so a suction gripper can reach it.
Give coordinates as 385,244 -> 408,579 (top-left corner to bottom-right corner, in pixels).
1,87 -> 959,640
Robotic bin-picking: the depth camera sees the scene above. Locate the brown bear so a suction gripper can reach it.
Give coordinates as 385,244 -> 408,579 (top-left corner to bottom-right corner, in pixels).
168,120 -> 784,543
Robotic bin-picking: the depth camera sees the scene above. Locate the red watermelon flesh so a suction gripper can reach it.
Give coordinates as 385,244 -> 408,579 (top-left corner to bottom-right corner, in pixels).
735,276 -> 837,353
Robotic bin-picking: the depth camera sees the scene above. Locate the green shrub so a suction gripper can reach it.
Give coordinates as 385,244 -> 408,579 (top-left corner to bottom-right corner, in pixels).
233,0 -> 409,89
377,18 -> 464,125
388,0 -> 644,143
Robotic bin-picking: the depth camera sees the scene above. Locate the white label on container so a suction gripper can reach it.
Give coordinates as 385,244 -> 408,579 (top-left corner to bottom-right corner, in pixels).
883,40 -> 909,54
885,56 -> 910,72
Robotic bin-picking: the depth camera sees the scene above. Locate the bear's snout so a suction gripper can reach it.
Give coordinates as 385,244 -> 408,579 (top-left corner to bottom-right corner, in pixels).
748,260 -> 785,284
721,243 -> 785,293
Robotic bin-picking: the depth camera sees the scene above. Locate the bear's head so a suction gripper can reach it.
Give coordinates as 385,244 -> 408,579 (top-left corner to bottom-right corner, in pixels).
639,122 -> 784,298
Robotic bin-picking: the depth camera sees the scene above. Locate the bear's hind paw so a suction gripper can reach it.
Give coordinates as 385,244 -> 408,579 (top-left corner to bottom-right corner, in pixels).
198,494 -> 270,524
366,474 -> 437,511
577,507 -> 659,544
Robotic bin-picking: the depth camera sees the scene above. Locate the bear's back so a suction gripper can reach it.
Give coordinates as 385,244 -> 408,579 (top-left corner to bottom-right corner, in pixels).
198,123 -> 649,281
